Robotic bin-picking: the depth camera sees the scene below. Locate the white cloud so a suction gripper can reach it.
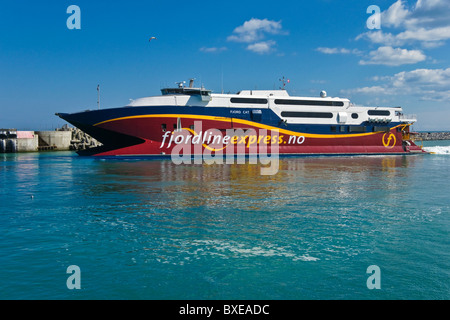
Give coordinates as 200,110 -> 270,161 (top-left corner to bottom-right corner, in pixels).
316,47 -> 362,55
199,46 -> 227,53
355,31 -> 403,46
227,18 -> 287,54
227,18 -> 285,43
415,0 -> 447,10
411,0 -> 450,29
356,26 -> 450,48
420,40 -> 445,48
396,26 -> 450,42
246,40 -> 276,54
391,67 -> 450,88
345,86 -> 391,95
316,47 -> 348,54
357,0 -> 450,47
391,67 -> 450,100
381,0 -> 410,28
344,67 -> 450,101
359,46 -> 426,66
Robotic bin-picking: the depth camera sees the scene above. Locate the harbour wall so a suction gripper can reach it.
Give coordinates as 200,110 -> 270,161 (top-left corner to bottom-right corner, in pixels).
1,126 -> 101,153
36,131 -> 72,151
415,131 -> 450,141
69,127 -> 102,151
17,131 -> 39,152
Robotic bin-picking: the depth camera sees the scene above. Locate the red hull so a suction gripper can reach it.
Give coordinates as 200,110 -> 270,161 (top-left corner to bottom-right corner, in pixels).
83,115 -> 424,156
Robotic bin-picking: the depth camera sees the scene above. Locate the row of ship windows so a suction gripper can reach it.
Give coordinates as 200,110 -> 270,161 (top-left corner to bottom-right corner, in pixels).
230,97 -> 344,106
280,110 -> 390,118
331,126 -> 391,133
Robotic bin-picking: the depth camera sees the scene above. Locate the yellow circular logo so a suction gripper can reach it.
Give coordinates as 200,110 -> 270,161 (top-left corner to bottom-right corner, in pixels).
382,133 -> 396,149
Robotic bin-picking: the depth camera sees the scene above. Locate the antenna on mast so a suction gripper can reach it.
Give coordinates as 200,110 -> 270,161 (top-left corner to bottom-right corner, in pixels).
279,76 -> 290,90
97,84 -> 100,109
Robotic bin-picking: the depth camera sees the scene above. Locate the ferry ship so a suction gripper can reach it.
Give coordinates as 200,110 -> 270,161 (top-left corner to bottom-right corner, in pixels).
56,79 -> 425,156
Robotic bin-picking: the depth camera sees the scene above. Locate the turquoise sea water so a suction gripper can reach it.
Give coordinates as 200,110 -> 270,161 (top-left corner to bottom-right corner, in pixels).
1,141 -> 449,300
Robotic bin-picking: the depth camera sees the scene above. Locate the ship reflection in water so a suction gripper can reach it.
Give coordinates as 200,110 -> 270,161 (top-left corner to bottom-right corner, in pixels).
82,155 -> 421,213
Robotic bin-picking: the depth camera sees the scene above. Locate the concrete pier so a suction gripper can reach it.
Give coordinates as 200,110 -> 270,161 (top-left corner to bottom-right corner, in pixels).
1,129 -> 41,153
17,131 -> 39,152
0,126 -> 101,153
36,130 -> 72,151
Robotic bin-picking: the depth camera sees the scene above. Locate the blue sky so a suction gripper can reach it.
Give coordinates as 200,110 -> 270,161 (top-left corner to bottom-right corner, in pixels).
1,0 -> 449,130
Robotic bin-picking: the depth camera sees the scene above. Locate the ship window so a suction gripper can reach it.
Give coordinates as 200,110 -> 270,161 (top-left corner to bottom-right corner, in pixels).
373,126 -> 390,132
275,99 -> 344,107
351,113 -> 359,119
161,124 -> 167,132
190,125 -> 195,131
161,88 -> 184,95
368,110 -> 390,116
330,126 -> 337,132
173,124 -> 177,130
230,98 -> 268,104
349,126 -> 366,133
161,88 -> 211,96
340,126 -> 347,132
281,111 -> 333,118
